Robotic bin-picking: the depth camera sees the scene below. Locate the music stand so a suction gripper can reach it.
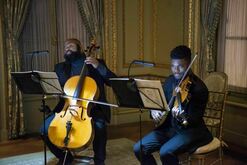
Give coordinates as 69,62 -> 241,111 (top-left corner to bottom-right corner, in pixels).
110,78 -> 168,164
109,78 -> 144,108
109,78 -> 168,110
11,71 -> 63,165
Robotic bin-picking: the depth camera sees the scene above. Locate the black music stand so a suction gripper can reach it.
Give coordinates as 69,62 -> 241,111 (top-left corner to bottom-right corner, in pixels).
109,78 -> 168,164
109,78 -> 168,110
11,71 -> 63,165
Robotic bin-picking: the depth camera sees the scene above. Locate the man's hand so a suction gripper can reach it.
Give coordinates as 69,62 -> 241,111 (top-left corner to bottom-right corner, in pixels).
151,110 -> 163,123
171,106 -> 184,118
85,57 -> 99,68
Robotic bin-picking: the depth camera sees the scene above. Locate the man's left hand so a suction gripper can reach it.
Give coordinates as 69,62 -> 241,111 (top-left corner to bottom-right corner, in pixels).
85,57 -> 99,68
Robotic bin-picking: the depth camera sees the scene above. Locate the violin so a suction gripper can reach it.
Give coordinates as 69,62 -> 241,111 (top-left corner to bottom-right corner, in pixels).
154,55 -> 197,127
172,76 -> 192,126
48,42 -> 99,149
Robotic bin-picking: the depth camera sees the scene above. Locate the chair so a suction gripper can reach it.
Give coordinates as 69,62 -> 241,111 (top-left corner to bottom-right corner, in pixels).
188,72 -> 228,165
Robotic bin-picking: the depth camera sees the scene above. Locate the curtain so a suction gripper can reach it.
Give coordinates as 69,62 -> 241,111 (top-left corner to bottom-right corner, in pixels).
223,0 -> 247,92
3,0 -> 30,139
56,0 -> 87,62
20,0 -> 54,72
20,0 -> 88,69
76,0 -> 104,58
199,0 -> 223,77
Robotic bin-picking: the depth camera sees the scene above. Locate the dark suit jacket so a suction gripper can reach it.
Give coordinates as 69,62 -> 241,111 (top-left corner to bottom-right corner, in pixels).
54,57 -> 116,123
162,73 -> 213,152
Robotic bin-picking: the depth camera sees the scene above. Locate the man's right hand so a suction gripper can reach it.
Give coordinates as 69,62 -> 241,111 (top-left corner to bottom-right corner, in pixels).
151,110 -> 163,123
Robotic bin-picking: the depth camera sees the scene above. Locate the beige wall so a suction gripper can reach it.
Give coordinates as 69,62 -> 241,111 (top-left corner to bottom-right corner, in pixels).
105,0 -> 199,125
116,0 -> 186,76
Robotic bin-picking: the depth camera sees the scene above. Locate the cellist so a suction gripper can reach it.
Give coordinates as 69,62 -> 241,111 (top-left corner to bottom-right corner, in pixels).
41,38 -> 116,165
133,45 -> 213,165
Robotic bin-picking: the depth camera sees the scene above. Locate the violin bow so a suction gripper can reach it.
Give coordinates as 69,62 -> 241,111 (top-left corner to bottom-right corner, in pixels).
177,54 -> 198,87
168,54 -> 198,108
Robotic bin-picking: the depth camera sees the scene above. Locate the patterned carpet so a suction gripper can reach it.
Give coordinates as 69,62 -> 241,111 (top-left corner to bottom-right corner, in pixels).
0,138 -> 161,165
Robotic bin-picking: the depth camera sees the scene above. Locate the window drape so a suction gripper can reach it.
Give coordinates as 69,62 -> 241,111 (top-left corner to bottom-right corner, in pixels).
3,0 -> 30,139
20,0 -> 88,69
222,0 -> 247,92
76,0 -> 104,58
20,0 -> 53,72
199,0 -> 223,77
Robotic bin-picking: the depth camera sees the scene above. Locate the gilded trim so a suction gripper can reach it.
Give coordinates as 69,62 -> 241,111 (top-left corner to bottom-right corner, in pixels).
193,0 -> 200,74
104,0 -> 109,66
152,0 -> 157,63
122,0 -> 126,68
188,0 -> 193,48
138,0 -> 144,60
186,0 -> 200,74
111,0 -> 117,72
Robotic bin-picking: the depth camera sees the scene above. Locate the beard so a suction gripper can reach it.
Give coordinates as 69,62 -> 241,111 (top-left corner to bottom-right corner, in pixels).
63,51 -> 85,77
64,51 -> 83,63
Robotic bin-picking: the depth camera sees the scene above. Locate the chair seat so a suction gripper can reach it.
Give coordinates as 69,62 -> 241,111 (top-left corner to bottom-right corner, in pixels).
193,137 -> 221,154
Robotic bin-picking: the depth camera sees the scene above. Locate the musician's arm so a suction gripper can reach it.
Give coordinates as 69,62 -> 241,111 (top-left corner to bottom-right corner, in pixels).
96,59 -> 117,86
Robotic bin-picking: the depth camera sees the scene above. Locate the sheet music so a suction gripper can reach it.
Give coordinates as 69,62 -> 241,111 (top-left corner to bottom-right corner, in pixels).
37,71 -> 63,94
135,79 -> 169,110
11,70 -> 63,95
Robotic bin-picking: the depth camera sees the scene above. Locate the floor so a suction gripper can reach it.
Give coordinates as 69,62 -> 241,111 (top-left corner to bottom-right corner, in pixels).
0,122 -> 246,164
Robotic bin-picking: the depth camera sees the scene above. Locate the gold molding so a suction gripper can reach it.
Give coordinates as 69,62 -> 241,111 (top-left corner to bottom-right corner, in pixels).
104,0 -> 118,116
104,0 -> 118,72
122,0 -> 126,68
138,0 -> 144,60
104,0 -> 110,67
152,0 -> 157,64
111,0 -> 117,73
188,0 -> 193,48
186,0 -> 200,74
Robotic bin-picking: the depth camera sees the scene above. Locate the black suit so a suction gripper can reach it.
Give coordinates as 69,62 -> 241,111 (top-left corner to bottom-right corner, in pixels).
54,57 -> 115,122
41,56 -> 116,165
134,73 -> 213,165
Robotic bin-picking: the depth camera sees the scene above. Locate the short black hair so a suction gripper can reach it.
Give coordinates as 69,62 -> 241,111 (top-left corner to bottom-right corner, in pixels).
170,45 -> 191,62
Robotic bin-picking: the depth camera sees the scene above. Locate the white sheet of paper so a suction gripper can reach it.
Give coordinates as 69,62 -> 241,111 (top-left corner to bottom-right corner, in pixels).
135,79 -> 169,110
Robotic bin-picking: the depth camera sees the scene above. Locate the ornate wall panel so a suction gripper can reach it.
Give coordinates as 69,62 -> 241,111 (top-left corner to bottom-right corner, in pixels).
114,0 -> 199,76
104,0 -> 200,124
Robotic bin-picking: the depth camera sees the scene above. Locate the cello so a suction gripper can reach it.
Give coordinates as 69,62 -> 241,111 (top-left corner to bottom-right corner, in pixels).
48,42 -> 99,150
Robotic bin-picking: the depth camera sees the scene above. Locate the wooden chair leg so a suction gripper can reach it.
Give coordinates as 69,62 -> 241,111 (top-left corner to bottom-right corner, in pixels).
219,147 -> 223,165
188,156 -> 192,165
201,158 -> 205,165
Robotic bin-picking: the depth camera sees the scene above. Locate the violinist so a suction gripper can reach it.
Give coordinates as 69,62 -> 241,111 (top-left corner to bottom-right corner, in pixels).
41,38 -> 116,165
133,45 -> 213,165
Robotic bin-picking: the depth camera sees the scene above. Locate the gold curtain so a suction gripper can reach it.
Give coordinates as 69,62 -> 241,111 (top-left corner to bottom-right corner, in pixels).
3,0 -> 30,139
76,0 -> 104,58
199,0 -> 223,77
